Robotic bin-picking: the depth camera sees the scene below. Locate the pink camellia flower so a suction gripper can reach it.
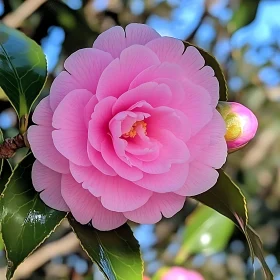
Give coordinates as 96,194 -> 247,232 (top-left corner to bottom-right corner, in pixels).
28,23 -> 227,230
217,101 -> 258,153
161,267 -> 204,280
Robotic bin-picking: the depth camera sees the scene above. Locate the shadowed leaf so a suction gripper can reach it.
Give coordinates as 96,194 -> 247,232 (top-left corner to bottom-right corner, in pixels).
69,215 -> 143,280
1,153 -> 66,280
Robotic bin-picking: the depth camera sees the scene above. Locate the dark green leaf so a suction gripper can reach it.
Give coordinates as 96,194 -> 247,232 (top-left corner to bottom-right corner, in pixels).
228,0 -> 260,33
1,153 -> 66,280
183,41 -> 228,101
0,24 -> 47,118
192,170 -> 273,280
175,205 -> 234,264
68,215 -> 143,280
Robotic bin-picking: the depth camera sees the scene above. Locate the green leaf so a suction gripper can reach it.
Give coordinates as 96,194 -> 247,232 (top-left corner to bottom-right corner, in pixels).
1,153 -> 67,280
192,170 -> 273,280
68,215 -> 143,280
0,24 -> 47,119
183,41 -> 228,101
228,0 -> 260,34
175,205 -> 234,264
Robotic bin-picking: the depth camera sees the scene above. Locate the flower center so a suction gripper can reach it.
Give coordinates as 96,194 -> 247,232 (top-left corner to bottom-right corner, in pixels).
122,120 -> 147,138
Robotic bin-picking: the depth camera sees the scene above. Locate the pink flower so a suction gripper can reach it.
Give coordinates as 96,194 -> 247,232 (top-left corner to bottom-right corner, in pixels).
28,23 -> 227,230
161,267 -> 204,280
217,102 -> 258,153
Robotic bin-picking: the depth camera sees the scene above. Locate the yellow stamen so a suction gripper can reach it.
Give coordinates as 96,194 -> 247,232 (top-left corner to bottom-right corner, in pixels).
122,120 -> 147,138
225,113 -> 242,141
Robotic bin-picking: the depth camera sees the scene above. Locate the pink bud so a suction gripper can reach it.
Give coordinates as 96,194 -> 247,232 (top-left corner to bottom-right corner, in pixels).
161,267 -> 204,280
217,102 -> 258,153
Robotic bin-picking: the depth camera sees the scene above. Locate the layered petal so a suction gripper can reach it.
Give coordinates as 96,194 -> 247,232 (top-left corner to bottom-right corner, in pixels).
96,45 -> 160,100
64,48 -> 113,94
32,160 -> 69,211
124,193 -> 185,223
134,163 -> 189,193
61,174 -> 126,230
32,96 -> 53,126
52,89 -> 93,166
175,161 -> 218,196
28,126 -> 69,174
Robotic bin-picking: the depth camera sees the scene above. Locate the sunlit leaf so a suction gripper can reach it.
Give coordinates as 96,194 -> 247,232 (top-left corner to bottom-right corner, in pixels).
1,153 -> 66,280
175,205 -> 234,263
192,170 -> 273,280
0,24 -> 47,119
183,41 -> 228,101
69,215 -> 143,280
228,0 -> 260,33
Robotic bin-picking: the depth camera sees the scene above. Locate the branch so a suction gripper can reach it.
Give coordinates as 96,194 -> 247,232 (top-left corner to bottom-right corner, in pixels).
2,0 -> 47,28
0,232 -> 80,280
0,134 -> 27,159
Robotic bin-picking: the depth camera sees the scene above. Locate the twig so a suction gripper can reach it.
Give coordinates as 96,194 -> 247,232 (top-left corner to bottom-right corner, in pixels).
0,232 -> 80,280
2,0 -> 47,28
0,134 -> 26,159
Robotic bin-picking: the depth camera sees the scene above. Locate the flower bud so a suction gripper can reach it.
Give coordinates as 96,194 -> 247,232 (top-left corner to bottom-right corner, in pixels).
217,102 -> 258,153
161,267 -> 204,280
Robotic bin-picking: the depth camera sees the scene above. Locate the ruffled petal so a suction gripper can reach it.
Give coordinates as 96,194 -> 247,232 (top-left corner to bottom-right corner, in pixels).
175,161 -> 219,196
112,82 -> 172,115
125,23 -> 161,46
64,48 -> 113,94
93,26 -> 126,58
32,160 -> 69,211
146,36 -> 184,62
124,193 -> 185,223
61,174 -> 126,230
96,45 -> 160,100
134,163 -> 189,193
32,96 -> 53,126
28,126 -> 69,174
52,89 -> 92,166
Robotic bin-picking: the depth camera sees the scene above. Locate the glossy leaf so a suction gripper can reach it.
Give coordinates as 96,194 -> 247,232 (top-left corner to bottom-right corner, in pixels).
69,215 -> 143,280
192,170 -> 273,280
228,0 -> 260,33
1,153 -> 67,280
175,205 -> 234,263
183,41 -> 228,101
0,24 -> 47,118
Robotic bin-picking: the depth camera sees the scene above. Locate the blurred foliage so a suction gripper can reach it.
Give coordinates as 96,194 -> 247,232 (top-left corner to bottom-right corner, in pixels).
0,0 -> 280,279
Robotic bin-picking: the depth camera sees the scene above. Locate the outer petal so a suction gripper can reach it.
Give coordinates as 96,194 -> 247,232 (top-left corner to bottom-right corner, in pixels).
96,45 -> 160,100
93,26 -> 126,58
145,36 -> 184,62
129,62 -> 185,90
61,174 -> 126,230
175,161 -> 219,196
134,163 -> 189,193
32,160 -> 69,211
64,48 -> 113,94
100,175 -> 153,212
124,193 -> 185,223
52,90 -> 92,166
52,89 -> 92,130
197,111 -> 227,168
28,126 -> 69,174
32,96 -> 53,126
49,71 -> 82,111
125,23 -> 161,47
69,162 -> 111,197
